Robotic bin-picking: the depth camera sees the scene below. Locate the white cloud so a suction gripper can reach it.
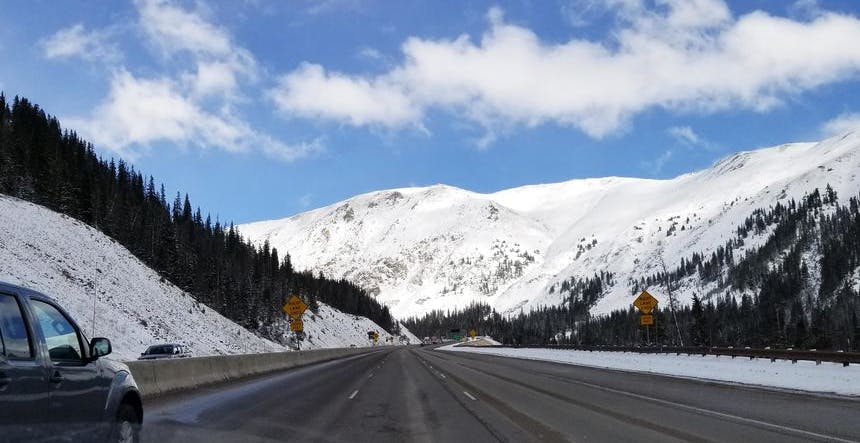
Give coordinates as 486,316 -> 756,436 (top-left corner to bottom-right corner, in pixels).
357,47 -> 383,61
260,136 -> 325,163
269,0 -> 860,143
270,63 -> 420,128
183,61 -> 239,98
65,70 -> 320,162
643,149 -> 673,174
821,112 -> 860,137
61,1 -> 316,163
136,0 -> 256,100
559,0 -> 607,28
789,0 -> 824,20
667,126 -> 700,145
137,0 -> 231,57
40,24 -> 120,63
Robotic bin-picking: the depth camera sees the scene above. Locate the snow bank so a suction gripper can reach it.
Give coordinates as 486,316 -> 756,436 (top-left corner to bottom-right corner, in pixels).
398,323 -> 423,344
455,336 -> 502,346
298,303 -> 397,349
441,346 -> 860,396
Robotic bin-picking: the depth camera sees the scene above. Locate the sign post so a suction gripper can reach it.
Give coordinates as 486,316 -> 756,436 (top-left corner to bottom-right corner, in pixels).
367,330 -> 379,344
633,290 -> 659,346
283,295 -> 309,350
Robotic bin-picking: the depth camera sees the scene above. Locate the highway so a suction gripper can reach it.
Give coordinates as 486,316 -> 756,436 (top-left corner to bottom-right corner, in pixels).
142,346 -> 860,442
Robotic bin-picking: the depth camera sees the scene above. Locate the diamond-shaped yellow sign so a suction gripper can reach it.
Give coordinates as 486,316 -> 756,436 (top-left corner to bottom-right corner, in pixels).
283,295 -> 308,319
633,290 -> 659,314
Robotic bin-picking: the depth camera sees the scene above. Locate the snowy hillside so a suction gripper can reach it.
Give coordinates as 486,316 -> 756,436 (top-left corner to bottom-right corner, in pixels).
286,303 -> 409,349
0,195 -> 405,360
240,131 -> 860,318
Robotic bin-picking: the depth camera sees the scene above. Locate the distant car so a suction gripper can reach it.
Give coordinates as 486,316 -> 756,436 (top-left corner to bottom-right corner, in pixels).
138,343 -> 191,360
0,281 -> 143,442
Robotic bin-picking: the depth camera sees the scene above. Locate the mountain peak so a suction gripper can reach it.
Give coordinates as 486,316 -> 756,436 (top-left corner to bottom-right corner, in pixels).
240,134 -> 860,318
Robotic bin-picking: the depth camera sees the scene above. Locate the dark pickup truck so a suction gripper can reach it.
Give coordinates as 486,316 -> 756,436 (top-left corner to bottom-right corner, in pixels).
0,281 -> 142,442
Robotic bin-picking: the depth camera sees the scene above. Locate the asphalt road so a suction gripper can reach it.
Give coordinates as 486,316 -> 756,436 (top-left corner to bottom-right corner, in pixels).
142,346 -> 860,442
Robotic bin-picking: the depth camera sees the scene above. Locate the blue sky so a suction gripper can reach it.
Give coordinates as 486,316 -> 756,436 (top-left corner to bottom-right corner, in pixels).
2,0 -> 860,223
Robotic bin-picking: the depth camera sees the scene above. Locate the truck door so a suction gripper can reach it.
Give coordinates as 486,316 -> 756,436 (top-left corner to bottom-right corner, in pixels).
0,292 -> 49,438
29,299 -> 106,438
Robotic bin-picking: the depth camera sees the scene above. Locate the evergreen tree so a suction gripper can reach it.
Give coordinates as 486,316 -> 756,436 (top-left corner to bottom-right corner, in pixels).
0,94 -> 396,342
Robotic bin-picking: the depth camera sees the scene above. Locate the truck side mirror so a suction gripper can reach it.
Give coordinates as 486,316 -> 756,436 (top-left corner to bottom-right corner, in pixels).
90,337 -> 112,359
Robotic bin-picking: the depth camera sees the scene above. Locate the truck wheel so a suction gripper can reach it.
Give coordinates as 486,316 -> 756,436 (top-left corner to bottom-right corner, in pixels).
111,403 -> 140,443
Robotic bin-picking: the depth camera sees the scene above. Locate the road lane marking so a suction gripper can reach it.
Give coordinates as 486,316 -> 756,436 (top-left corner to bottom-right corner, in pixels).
434,352 -> 853,442
514,370 -> 854,443
349,390 -> 359,399
464,359 -> 857,443
439,373 -> 447,379
463,391 -> 477,401
368,372 -> 374,379
610,387 -> 857,442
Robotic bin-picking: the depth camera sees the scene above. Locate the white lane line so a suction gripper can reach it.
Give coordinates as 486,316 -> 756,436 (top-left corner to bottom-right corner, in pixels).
561,375 -> 855,443
349,390 -> 359,399
463,391 -> 477,401
439,373 -> 447,379
368,372 -> 374,379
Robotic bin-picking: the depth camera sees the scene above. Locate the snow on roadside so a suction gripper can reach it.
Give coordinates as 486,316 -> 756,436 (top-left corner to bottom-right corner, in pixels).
398,323 -> 422,344
456,336 -> 503,346
299,303 -> 396,349
440,346 -> 860,396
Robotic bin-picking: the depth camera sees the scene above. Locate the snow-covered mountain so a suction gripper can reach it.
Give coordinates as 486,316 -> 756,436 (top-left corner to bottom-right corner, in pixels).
0,194 -> 407,361
240,132 -> 860,319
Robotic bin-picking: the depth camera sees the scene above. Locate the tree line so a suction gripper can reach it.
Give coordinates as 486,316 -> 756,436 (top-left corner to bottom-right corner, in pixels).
0,94 -> 394,340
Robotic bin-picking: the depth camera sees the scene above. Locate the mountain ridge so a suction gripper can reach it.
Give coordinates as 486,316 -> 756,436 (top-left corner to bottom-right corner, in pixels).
240,134 -> 859,319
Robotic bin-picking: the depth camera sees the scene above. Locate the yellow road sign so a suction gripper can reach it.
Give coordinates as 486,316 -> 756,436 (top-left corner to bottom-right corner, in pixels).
640,314 -> 654,326
373,330 -> 379,343
283,295 -> 308,319
290,319 -> 304,331
468,329 -> 477,338
633,290 -> 659,314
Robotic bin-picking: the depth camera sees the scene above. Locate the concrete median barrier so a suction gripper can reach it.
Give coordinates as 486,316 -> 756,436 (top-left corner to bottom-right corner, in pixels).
126,347 -> 379,398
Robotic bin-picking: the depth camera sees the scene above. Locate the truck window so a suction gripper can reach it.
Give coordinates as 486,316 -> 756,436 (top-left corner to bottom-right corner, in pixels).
30,299 -> 83,363
0,294 -> 33,359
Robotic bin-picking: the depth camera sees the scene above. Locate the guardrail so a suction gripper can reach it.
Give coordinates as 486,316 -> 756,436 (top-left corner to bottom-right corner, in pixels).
127,347 -> 379,399
495,344 -> 860,367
